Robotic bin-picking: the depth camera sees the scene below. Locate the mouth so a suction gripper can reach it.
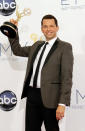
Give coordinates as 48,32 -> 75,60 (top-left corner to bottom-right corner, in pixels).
47,32 -> 53,35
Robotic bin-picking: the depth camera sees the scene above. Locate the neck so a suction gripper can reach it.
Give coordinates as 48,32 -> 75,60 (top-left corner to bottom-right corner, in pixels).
46,36 -> 57,42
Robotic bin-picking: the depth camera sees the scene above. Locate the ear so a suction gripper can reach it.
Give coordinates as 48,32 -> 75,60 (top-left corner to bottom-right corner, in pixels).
56,26 -> 59,32
41,26 -> 43,33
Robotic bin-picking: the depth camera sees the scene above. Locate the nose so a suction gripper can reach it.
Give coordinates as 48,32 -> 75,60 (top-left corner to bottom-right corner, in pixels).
47,26 -> 51,31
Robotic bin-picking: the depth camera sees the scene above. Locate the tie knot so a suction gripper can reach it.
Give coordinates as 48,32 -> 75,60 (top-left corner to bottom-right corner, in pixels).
45,42 -> 49,45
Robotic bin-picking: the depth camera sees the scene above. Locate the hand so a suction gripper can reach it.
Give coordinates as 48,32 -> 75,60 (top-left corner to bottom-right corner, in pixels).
56,105 -> 65,120
10,19 -> 18,26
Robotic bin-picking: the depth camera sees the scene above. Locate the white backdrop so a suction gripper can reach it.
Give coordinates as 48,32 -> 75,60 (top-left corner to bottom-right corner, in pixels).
0,0 -> 85,131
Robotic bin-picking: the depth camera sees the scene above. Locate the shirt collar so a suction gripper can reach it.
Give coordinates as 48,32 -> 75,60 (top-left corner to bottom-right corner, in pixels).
45,36 -> 58,47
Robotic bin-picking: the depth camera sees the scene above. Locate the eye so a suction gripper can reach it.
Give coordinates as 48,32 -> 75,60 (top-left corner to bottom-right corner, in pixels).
50,25 -> 55,28
43,25 -> 47,28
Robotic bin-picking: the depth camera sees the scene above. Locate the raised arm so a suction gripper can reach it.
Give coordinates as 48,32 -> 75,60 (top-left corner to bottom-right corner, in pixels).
8,33 -> 31,57
8,19 -> 31,57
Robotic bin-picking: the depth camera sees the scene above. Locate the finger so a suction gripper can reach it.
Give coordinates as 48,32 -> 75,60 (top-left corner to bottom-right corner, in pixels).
10,19 -> 18,26
56,115 -> 61,120
56,113 -> 64,120
10,19 -> 15,23
56,111 -> 64,117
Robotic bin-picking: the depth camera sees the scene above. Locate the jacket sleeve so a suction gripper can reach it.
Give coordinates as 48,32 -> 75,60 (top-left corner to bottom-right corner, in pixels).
59,44 -> 74,106
8,33 -> 31,57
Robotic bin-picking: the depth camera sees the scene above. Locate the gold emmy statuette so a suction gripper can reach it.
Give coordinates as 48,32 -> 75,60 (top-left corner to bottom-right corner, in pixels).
0,6 -> 31,38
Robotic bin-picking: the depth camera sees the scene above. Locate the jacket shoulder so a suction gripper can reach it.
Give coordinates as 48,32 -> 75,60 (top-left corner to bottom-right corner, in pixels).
32,40 -> 45,48
58,38 -> 72,49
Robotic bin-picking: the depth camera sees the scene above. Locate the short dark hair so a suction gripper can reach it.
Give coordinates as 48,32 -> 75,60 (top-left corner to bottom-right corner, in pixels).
41,14 -> 58,26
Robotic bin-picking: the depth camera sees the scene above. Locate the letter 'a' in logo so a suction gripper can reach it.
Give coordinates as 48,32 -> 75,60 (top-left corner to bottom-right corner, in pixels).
0,90 -> 17,111
0,0 -> 16,16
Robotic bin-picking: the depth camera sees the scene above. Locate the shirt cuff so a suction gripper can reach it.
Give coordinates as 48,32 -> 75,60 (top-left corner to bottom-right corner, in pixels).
58,103 -> 66,107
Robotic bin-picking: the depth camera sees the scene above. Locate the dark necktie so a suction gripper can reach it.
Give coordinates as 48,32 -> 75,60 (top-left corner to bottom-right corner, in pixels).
33,42 -> 48,87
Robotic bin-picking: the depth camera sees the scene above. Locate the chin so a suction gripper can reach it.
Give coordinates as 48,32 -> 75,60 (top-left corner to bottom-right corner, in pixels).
46,37 -> 53,40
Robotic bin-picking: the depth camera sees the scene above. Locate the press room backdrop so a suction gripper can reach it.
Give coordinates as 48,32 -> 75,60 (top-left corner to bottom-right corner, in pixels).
0,0 -> 85,131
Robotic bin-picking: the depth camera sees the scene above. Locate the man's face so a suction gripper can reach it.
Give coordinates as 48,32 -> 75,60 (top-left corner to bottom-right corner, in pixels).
41,19 -> 59,41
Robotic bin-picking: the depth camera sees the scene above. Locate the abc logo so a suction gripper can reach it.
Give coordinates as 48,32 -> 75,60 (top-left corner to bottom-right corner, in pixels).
0,90 -> 17,111
0,0 -> 16,16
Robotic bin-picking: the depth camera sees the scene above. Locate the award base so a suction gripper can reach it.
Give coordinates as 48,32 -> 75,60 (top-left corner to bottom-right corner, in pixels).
0,22 -> 18,38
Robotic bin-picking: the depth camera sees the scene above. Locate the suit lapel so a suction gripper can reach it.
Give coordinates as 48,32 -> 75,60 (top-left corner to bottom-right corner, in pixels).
30,41 -> 45,67
43,39 -> 59,66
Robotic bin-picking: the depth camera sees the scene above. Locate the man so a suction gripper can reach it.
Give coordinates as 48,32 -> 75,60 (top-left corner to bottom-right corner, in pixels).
8,14 -> 73,131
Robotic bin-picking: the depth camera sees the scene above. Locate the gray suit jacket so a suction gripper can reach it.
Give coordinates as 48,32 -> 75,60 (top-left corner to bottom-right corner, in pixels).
9,34 -> 73,108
